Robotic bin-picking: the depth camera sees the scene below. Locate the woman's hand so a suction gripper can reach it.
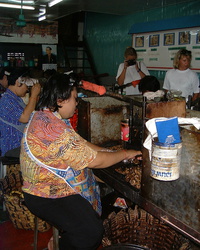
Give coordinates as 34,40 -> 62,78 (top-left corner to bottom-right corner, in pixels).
19,83 -> 41,123
124,60 -> 128,69
88,148 -> 142,169
124,149 -> 142,161
30,83 -> 41,98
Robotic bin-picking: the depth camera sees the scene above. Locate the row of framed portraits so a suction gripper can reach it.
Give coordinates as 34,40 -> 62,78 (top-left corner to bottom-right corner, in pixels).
135,31 -> 200,47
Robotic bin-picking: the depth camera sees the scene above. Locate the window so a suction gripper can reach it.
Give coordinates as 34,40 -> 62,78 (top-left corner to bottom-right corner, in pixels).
7,52 -> 25,61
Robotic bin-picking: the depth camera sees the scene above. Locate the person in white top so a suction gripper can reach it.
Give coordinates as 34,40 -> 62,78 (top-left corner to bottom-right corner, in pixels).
163,49 -> 199,102
116,46 -> 150,95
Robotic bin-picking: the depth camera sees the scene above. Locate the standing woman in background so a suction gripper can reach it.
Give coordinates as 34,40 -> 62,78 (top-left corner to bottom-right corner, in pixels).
116,46 -> 150,95
163,49 -> 199,102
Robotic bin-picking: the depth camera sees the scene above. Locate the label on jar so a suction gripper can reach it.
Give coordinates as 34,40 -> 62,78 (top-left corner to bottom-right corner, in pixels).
150,142 -> 182,181
121,119 -> 129,141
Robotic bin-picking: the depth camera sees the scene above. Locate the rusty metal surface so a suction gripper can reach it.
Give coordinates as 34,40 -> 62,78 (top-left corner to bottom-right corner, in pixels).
146,100 -> 186,119
78,97 -> 130,145
77,98 -> 91,141
77,95 -> 145,148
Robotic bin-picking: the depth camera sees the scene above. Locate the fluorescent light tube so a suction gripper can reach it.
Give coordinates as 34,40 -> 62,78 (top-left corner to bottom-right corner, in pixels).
9,1 -> 34,3
0,3 -> 35,10
38,15 -> 46,21
48,0 -> 63,8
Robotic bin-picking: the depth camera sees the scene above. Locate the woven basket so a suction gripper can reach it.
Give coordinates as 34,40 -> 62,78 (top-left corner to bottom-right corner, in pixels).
0,171 -> 23,195
103,206 -> 190,250
6,163 -> 21,176
4,191 -> 51,232
0,172 -> 51,232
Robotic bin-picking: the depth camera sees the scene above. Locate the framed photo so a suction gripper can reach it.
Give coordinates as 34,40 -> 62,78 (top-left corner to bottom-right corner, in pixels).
164,33 -> 175,46
196,31 -> 200,44
42,44 -> 57,64
149,34 -> 159,47
179,31 -> 190,45
135,36 -> 144,47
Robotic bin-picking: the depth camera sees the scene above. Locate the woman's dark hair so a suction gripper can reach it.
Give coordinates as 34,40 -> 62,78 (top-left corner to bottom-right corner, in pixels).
138,75 -> 160,93
36,72 -> 78,112
7,68 -> 29,86
43,69 -> 57,80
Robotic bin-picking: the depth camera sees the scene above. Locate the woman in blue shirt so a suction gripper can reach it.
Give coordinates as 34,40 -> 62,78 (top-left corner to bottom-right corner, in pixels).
0,69 -> 41,157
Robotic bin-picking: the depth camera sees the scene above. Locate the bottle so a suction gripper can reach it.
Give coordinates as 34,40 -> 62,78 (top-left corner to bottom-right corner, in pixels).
121,113 -> 130,149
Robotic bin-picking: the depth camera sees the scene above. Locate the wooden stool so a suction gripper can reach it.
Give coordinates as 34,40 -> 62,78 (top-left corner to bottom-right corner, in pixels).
34,216 -> 59,250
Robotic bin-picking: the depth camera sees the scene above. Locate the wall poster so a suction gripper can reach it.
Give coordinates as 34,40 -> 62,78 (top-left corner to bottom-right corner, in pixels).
179,31 -> 190,45
132,27 -> 200,72
42,44 -> 57,71
149,34 -> 159,47
135,36 -> 144,47
164,33 -> 175,46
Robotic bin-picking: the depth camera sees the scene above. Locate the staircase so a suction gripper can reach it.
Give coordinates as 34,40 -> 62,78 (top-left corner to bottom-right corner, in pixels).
64,39 -> 102,84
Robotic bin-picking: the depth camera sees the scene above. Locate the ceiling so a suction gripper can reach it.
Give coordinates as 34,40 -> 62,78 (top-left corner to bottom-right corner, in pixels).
0,0 -> 194,23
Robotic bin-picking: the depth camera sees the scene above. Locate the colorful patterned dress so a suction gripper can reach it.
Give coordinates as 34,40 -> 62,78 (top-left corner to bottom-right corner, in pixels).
20,109 -> 102,215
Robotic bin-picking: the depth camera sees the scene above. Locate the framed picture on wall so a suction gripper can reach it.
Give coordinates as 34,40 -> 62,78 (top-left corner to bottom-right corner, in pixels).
42,44 -> 57,64
41,44 -> 57,71
135,36 -> 144,47
164,33 -> 175,46
196,31 -> 200,44
179,31 -> 190,45
149,34 -> 159,47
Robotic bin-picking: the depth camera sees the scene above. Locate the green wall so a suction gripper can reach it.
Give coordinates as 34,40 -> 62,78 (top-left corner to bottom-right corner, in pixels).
84,1 -> 200,81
